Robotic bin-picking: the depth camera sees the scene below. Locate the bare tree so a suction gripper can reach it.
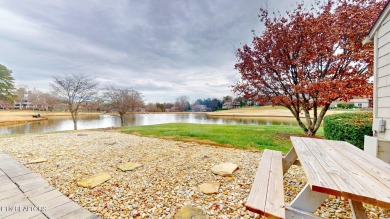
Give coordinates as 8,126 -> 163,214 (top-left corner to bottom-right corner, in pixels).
51,73 -> 98,130
174,96 -> 190,112
104,86 -> 144,126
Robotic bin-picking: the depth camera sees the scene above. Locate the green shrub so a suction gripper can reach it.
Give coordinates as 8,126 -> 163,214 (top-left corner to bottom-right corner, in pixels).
336,103 -> 355,109
323,112 -> 373,149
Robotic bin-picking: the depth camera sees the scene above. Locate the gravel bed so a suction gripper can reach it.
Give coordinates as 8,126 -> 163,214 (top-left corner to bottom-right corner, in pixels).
0,131 -> 389,219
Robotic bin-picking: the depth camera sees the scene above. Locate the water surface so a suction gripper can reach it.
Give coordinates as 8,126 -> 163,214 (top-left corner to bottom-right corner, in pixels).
0,113 -> 298,135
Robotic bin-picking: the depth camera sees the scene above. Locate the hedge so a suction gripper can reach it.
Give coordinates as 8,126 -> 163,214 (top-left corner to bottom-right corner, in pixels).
323,112 -> 373,149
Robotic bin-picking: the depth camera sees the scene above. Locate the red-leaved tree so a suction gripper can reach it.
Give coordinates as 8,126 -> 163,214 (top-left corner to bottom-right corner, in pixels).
234,0 -> 385,136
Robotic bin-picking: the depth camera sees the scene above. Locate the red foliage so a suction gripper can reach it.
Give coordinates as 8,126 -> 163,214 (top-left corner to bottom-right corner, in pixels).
234,0 -> 385,136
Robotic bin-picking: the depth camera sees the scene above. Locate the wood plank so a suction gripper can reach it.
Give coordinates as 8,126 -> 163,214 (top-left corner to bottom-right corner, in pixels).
0,199 -> 34,218
4,208 -> 41,219
0,183 -> 18,193
264,150 -> 285,219
245,149 -> 273,215
58,208 -> 96,219
16,177 -> 48,187
0,188 -> 23,201
303,138 -> 376,204
290,137 -> 341,196
324,140 -> 390,209
29,214 -> 49,219
29,190 -> 64,206
282,147 -> 298,174
289,183 -> 328,213
12,173 -> 40,183
38,195 -> 72,211
44,202 -> 82,219
338,141 -> 390,182
0,152 -> 96,219
19,181 -> 50,193
349,200 -> 368,219
24,185 -> 55,198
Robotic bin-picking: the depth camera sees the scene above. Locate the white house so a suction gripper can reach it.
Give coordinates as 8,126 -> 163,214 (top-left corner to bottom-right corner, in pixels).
350,97 -> 371,108
363,1 -> 390,163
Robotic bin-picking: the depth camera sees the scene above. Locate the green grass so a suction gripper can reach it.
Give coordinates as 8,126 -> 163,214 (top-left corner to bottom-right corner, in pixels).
122,123 -> 324,153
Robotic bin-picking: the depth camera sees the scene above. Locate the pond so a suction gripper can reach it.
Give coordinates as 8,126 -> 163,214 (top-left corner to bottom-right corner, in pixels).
0,113 -> 298,135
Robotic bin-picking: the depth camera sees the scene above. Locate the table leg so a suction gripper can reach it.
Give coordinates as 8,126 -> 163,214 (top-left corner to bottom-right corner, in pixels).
349,199 -> 368,219
290,184 -> 329,213
283,147 -> 298,174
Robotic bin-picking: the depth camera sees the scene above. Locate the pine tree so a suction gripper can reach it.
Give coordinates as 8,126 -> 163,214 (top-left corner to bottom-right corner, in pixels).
0,64 -> 16,103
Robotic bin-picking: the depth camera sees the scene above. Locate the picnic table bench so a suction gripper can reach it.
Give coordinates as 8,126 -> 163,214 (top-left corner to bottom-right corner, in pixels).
245,137 -> 390,219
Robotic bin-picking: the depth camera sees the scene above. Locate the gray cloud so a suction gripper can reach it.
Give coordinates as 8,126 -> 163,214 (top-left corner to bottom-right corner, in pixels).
0,0 -> 306,102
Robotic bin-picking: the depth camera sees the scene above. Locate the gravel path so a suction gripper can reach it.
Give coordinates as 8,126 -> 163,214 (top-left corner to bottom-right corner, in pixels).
0,131 -> 389,219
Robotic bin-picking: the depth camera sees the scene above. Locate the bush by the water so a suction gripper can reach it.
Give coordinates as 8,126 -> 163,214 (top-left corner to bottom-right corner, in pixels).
323,112 -> 372,149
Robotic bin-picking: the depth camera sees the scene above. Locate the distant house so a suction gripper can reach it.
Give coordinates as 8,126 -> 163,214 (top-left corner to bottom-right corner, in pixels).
363,1 -> 390,162
331,97 -> 372,108
192,104 -> 208,112
350,98 -> 372,108
222,101 -> 240,109
13,92 -> 33,109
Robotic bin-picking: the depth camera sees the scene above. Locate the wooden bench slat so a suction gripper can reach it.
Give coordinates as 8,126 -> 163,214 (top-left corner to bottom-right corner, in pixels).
264,150 -> 285,219
245,149 -> 285,219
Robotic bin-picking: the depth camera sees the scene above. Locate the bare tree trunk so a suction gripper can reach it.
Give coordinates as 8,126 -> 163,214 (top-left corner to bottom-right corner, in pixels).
71,110 -> 78,130
120,114 -> 124,126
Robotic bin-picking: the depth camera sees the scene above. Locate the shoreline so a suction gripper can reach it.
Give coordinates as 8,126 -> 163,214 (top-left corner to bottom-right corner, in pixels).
0,107 -> 366,128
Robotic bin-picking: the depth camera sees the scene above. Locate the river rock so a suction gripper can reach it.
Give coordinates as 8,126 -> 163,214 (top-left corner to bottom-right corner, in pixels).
175,205 -> 207,219
210,163 -> 238,176
28,158 -> 48,164
117,162 -> 142,171
198,182 -> 220,194
77,173 -> 112,188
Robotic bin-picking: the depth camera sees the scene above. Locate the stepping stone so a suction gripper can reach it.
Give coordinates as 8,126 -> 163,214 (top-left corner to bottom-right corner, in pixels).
198,182 -> 220,194
117,162 -> 142,171
142,155 -> 158,162
28,158 -> 48,164
77,173 -> 111,188
175,205 -> 207,219
210,163 -> 238,176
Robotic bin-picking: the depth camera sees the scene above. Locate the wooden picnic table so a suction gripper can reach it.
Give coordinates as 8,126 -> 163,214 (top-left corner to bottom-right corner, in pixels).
288,137 -> 390,218
245,137 -> 390,219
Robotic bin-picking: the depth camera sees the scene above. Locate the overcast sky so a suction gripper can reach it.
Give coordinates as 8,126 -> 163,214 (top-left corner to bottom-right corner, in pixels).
0,0 -> 309,103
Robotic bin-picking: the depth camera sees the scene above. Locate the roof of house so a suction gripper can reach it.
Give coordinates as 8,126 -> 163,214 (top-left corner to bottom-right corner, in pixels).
367,0 -> 390,40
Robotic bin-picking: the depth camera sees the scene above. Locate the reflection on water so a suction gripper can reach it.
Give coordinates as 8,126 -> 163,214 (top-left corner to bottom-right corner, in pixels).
0,113 -> 298,135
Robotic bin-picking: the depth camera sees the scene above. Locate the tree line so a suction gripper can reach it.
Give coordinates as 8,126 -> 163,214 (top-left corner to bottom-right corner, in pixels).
0,67 -> 248,129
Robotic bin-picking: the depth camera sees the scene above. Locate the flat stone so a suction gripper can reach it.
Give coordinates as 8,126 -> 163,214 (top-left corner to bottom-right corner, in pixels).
28,158 -> 48,164
210,163 -> 238,176
117,162 -> 142,171
142,155 -> 158,162
77,173 -> 111,188
198,182 -> 220,194
175,205 -> 207,219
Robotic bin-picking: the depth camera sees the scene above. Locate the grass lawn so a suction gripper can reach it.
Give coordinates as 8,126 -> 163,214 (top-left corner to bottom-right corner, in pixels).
122,123 -> 324,153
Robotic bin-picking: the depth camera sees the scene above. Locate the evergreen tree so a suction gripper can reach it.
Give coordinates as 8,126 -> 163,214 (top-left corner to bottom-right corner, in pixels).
0,64 -> 16,103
